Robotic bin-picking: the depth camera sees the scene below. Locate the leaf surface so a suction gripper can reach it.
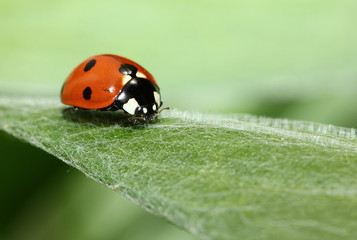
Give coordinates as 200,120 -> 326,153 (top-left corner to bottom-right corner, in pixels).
0,96 -> 356,240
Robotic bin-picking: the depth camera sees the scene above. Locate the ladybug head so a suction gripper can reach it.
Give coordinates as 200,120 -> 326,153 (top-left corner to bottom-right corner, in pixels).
117,78 -> 162,121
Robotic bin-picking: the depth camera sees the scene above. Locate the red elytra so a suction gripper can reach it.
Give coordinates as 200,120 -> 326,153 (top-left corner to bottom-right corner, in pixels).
61,54 -> 159,110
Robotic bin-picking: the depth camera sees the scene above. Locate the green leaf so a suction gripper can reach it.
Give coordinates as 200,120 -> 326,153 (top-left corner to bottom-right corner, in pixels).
1,96 -> 356,240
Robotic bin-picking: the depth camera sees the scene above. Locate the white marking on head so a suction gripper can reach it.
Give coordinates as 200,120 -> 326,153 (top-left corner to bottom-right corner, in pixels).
122,98 -> 139,115
122,75 -> 132,85
143,107 -> 148,114
153,91 -> 161,106
152,104 -> 157,111
136,71 -> 147,79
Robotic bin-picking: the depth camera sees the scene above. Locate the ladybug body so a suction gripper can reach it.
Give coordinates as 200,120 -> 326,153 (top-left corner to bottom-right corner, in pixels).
61,54 -> 162,121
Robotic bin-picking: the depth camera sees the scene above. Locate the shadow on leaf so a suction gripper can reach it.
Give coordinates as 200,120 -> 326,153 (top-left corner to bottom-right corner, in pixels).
61,108 -> 152,128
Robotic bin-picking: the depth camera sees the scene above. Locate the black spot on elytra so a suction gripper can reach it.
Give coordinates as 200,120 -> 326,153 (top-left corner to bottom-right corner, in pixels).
84,59 -> 96,72
119,64 -> 137,77
83,87 -> 92,100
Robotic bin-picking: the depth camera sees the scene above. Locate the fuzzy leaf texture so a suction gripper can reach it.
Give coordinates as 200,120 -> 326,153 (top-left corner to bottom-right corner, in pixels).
0,96 -> 356,240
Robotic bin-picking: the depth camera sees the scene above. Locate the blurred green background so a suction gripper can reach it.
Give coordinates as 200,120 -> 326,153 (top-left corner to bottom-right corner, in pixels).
1,0 -> 356,239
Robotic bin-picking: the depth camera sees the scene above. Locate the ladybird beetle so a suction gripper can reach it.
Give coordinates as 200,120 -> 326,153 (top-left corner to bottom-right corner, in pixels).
61,54 -> 166,122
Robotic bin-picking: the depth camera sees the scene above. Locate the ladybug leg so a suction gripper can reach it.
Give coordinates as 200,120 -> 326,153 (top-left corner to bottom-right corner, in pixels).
62,106 -> 78,114
98,106 -> 110,111
128,116 -> 144,125
98,102 -> 121,112
132,118 -> 140,125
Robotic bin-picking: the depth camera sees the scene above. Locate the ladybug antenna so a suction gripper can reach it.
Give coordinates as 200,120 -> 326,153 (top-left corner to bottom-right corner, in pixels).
158,106 -> 170,114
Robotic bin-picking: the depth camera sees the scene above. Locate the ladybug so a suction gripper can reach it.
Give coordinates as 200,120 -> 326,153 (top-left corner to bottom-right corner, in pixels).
61,54 -> 166,122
